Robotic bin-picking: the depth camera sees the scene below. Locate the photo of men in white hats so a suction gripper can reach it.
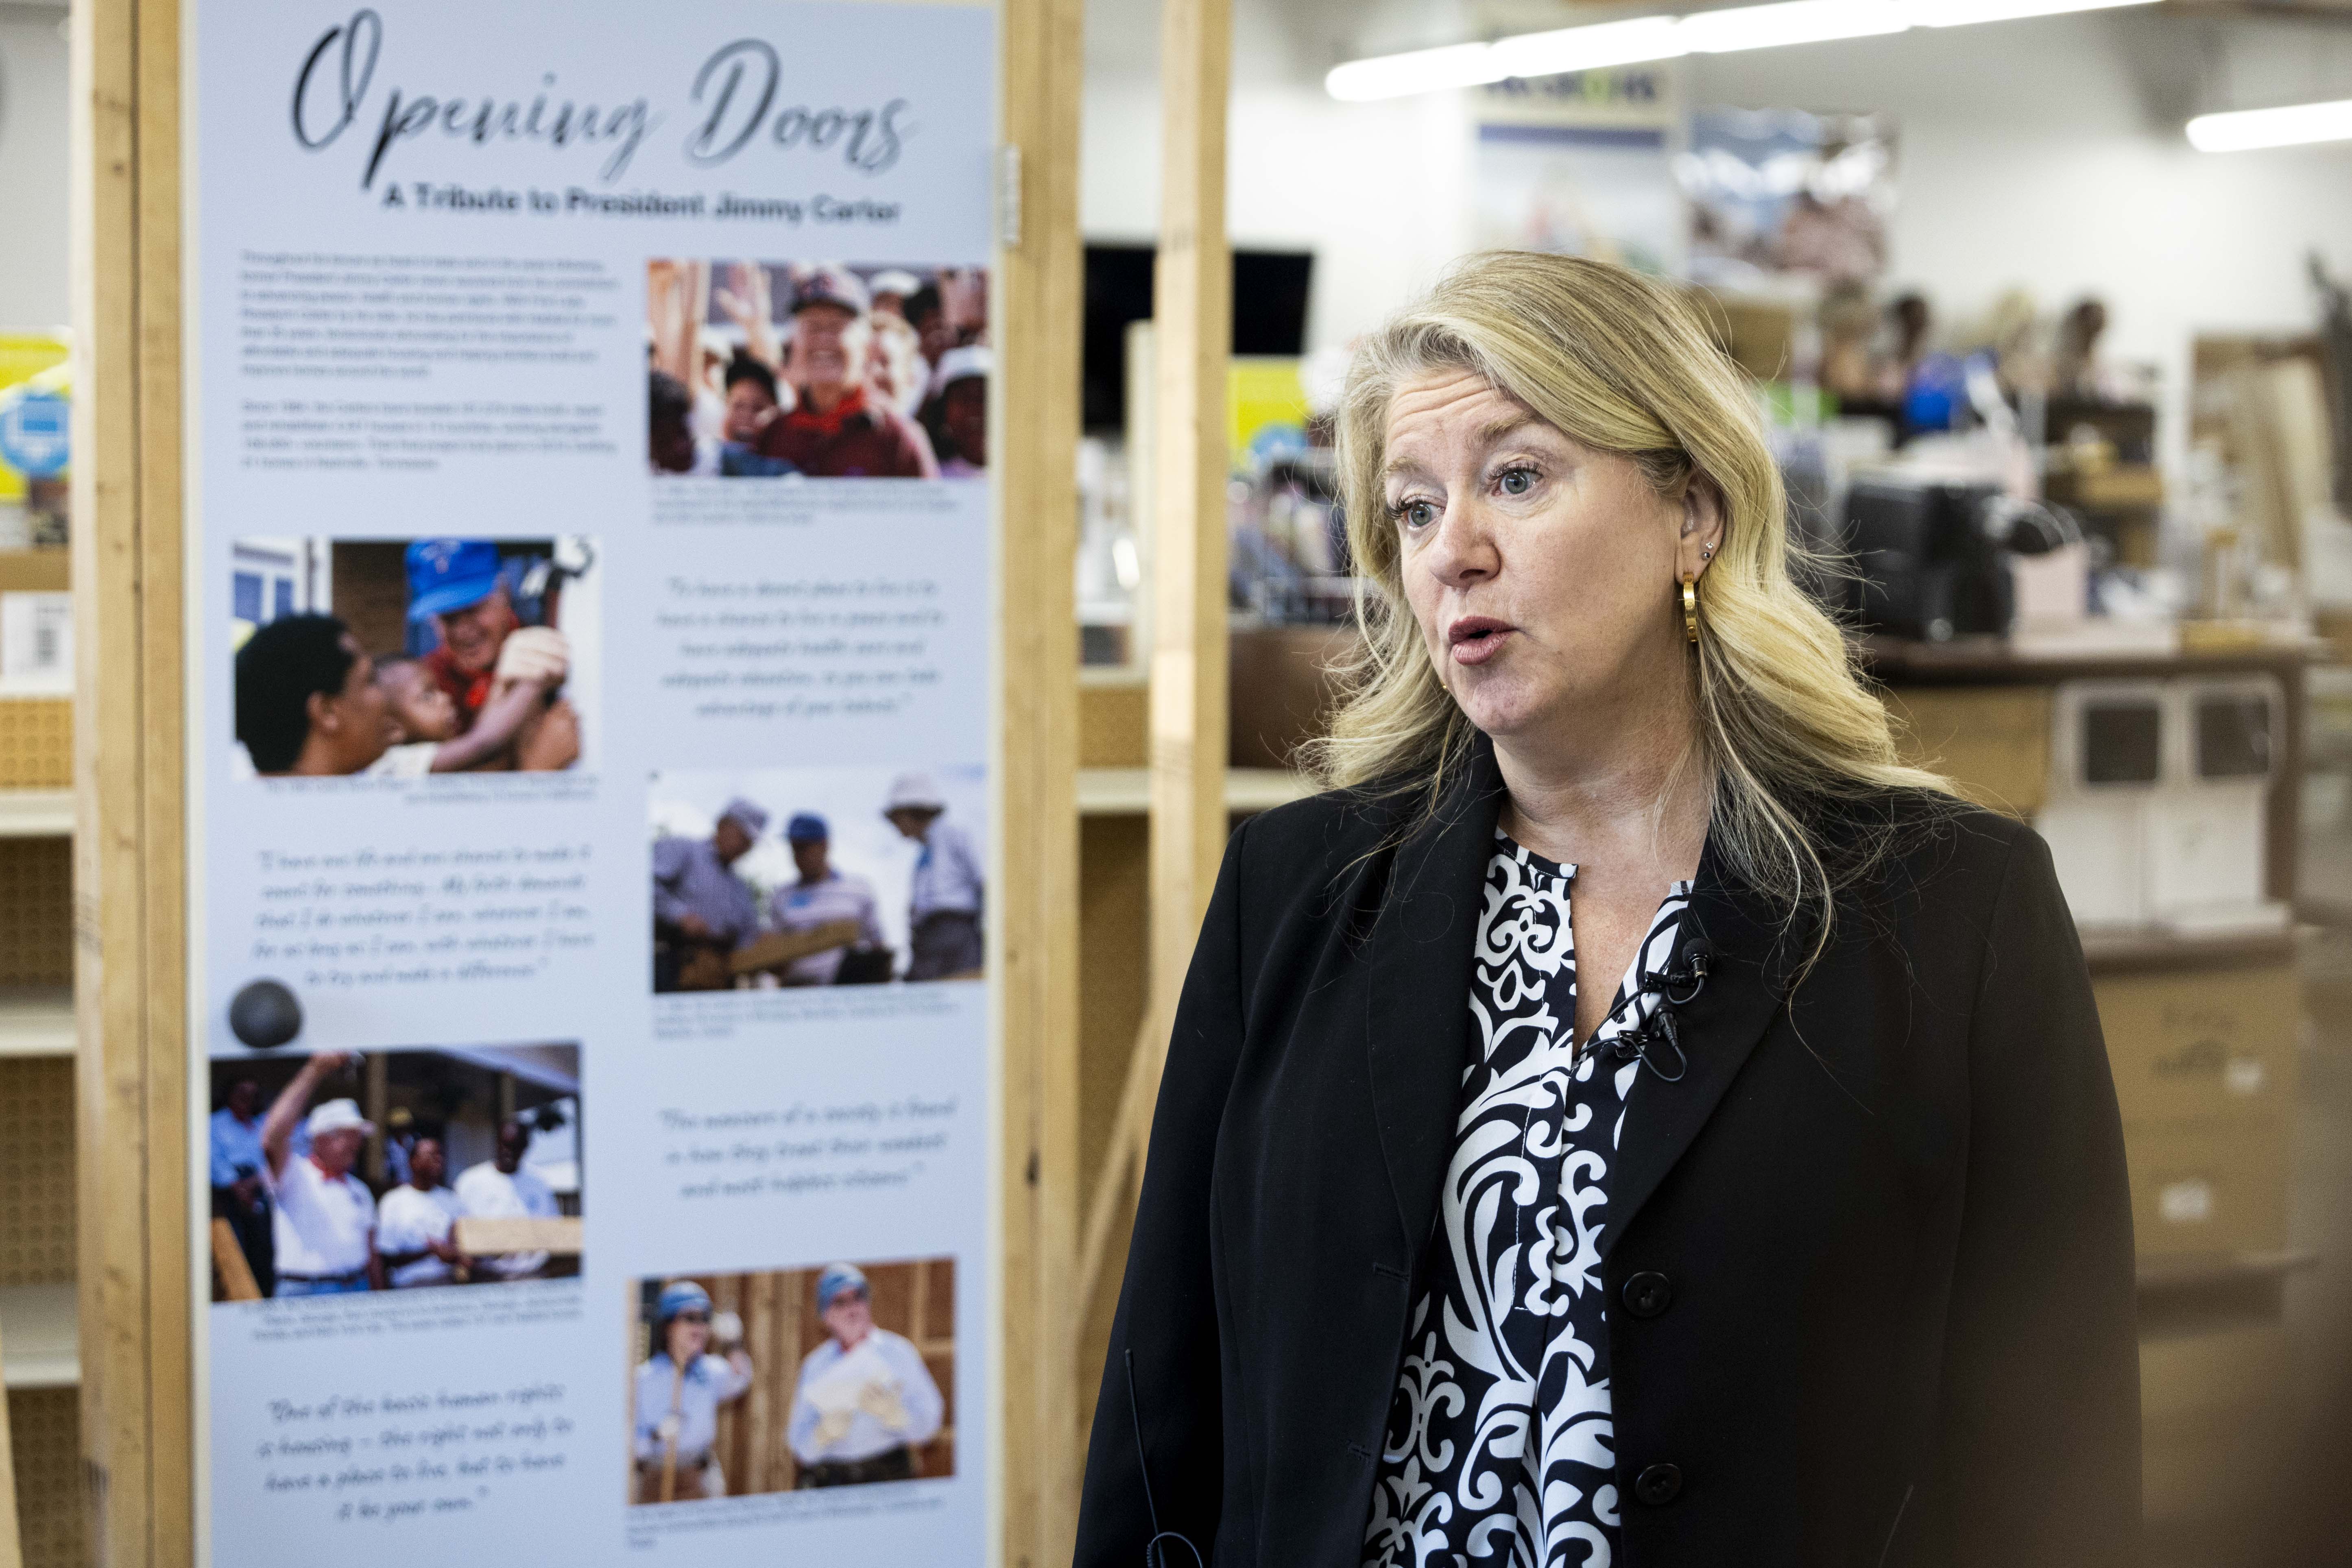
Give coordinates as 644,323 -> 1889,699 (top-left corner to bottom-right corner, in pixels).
884,772 -> 986,981
625,1258 -> 956,1504
648,764 -> 985,993
257,1053 -> 383,1295
205,1045 -> 582,1302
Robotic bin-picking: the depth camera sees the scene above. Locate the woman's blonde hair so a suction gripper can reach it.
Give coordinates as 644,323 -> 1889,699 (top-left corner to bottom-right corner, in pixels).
1301,251 -> 1954,928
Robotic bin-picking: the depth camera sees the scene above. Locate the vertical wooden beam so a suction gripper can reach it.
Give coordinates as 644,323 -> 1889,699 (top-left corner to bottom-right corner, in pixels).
996,0 -> 1086,1552
73,0 -> 190,1558
1149,0 -> 1234,1024
1073,0 -> 1233,1452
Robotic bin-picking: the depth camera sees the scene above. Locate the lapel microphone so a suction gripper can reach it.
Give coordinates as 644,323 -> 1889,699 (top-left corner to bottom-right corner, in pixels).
1125,1348 -> 1207,1568
1610,938 -> 1709,1083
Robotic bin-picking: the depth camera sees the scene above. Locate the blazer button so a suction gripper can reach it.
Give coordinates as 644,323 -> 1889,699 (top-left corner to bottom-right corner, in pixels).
1635,1463 -> 1683,1505
1622,1271 -> 1673,1319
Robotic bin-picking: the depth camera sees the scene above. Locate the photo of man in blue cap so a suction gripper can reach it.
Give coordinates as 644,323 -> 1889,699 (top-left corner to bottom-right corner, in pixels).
405,539 -> 574,737
771,813 -> 890,985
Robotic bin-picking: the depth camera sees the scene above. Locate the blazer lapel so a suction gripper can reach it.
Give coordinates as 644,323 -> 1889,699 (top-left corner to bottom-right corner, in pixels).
1366,742 -> 1507,1280
1604,834 -> 1814,1257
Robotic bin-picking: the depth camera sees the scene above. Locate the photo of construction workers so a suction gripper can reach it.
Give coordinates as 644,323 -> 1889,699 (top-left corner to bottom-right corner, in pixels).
645,260 -> 990,479
229,535 -> 599,778
648,764 -> 986,992
205,1043 -> 581,1301
628,1257 -> 954,1505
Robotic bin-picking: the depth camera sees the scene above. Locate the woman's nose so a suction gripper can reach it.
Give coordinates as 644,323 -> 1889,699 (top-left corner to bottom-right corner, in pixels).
1425,499 -> 1499,588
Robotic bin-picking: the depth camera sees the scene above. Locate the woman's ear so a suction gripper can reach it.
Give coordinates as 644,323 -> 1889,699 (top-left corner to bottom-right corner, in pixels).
1678,474 -> 1727,578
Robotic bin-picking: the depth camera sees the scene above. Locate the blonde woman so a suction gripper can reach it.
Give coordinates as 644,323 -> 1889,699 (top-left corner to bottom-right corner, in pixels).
1077,254 -> 2136,1568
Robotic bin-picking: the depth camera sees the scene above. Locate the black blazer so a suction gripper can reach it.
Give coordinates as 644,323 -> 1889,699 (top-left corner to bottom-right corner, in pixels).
1077,746 -> 2140,1568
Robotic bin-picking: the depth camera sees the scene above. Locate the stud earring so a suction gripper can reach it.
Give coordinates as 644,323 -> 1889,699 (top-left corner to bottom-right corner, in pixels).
1680,574 -> 1699,645
1700,543 -> 1715,561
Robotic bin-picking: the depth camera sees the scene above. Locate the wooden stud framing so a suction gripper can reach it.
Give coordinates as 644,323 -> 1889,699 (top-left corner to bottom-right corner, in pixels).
1078,0 -> 1234,1362
1148,0 -> 1234,1038
996,0 -> 1088,1553
72,0 -> 192,1560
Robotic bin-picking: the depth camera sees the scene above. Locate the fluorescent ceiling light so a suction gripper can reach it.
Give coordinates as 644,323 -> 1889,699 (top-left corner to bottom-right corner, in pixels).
1325,41 -> 1501,102
1327,0 -> 2163,101
1494,15 -> 1691,75
2187,97 -> 2352,152
1678,0 -> 1906,52
1913,0 -> 2152,23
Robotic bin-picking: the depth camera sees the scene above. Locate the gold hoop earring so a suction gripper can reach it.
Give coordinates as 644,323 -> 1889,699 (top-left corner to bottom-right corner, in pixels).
1681,574 -> 1699,645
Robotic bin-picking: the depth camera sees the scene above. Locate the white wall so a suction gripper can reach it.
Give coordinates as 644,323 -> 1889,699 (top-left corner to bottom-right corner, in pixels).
0,4 -> 70,330
1081,0 -> 2352,465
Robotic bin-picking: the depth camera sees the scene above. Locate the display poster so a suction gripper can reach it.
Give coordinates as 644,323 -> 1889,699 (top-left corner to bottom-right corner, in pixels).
185,3 -> 999,1561
1470,67 -> 1685,277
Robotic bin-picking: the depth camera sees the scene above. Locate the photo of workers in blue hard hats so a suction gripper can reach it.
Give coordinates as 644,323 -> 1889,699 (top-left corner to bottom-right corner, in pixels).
229,534 -> 598,777
628,1257 -> 955,1504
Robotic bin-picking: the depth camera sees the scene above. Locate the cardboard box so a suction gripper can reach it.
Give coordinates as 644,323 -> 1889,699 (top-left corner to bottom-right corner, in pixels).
1881,685 -> 2053,818
2095,964 -> 2300,1127
2124,1119 -> 2290,1260
0,548 -> 68,595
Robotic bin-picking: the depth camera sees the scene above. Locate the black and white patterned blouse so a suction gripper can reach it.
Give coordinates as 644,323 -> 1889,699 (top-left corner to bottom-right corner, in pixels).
1363,833 -> 1692,1568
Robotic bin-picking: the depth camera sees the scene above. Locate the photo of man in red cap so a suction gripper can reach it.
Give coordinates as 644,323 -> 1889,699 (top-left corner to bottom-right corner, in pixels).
752,265 -> 940,479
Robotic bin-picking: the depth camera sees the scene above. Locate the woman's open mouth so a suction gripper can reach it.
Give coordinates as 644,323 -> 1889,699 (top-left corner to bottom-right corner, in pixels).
1447,617 -> 1513,666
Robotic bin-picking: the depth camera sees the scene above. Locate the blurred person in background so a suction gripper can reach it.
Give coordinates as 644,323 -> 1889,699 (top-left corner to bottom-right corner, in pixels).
374,1134 -> 468,1289
1079,254 -> 2138,1568
786,1264 -> 944,1487
454,1118 -> 560,1281
922,345 -> 990,478
866,268 -> 921,325
633,1280 -> 753,1503
211,1075 -> 277,1296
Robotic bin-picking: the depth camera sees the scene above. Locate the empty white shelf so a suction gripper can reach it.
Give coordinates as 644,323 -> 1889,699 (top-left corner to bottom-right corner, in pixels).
1077,768 -> 1316,817
0,789 -> 72,837
0,988 -> 73,1057
0,1282 -> 79,1389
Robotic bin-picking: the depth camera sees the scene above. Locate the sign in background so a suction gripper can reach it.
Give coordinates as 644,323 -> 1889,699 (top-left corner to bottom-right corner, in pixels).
185,2 -> 1000,1560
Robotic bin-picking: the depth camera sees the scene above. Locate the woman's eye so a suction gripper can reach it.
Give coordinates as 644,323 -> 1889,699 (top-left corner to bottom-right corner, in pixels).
1397,499 -> 1437,530
1497,467 -> 1535,497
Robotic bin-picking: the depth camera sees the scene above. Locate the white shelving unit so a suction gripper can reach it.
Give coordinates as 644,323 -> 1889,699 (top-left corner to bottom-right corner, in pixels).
1076,767 -> 1314,817
0,1282 -> 79,1390
0,789 -> 72,838
0,989 -> 74,1058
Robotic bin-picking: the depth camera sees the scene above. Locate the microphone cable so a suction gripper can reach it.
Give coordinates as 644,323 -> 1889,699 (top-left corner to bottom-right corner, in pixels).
1124,1348 -> 1206,1568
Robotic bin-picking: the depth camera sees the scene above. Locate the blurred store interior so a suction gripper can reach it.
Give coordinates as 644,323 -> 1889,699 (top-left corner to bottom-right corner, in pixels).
1061,0 -> 2352,1561
9,0 -> 2352,1556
